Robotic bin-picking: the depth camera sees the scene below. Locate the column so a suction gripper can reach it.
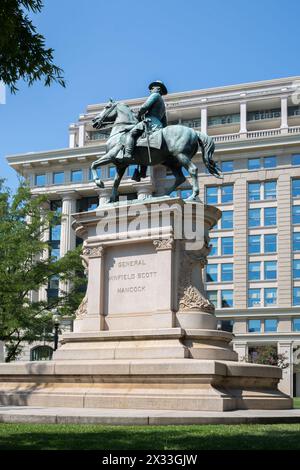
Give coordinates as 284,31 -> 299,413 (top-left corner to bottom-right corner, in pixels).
233,177 -> 248,309
59,191 -> 78,257
74,246 -> 105,332
200,107 -> 207,134
278,341 -> 293,396
39,200 -> 50,302
239,101 -> 247,137
78,123 -> 85,147
281,96 -> 288,134
97,188 -> 111,206
133,183 -> 153,200
153,239 -> 174,327
69,124 -> 77,148
233,341 -> 248,361
277,174 -> 292,307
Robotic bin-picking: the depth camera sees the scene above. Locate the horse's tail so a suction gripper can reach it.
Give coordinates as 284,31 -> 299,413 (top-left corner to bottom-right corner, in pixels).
196,131 -> 222,178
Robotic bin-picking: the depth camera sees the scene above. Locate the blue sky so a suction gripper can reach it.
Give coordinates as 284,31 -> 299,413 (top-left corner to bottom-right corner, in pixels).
1,0 -> 300,189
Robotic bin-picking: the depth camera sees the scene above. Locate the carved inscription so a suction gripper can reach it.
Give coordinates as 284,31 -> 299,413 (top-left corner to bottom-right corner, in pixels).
104,245 -> 158,315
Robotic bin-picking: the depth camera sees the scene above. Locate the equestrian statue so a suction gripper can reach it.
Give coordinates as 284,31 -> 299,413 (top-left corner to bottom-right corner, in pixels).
91,80 -> 221,202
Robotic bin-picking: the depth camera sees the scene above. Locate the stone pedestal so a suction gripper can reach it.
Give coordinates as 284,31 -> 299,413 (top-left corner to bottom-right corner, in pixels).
0,197 -> 292,411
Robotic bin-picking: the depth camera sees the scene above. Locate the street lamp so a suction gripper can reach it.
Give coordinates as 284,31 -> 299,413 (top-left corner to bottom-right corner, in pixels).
53,315 -> 60,351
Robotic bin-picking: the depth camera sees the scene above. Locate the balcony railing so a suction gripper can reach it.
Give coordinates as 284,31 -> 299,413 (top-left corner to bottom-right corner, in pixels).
212,126 -> 300,143
85,125 -> 300,146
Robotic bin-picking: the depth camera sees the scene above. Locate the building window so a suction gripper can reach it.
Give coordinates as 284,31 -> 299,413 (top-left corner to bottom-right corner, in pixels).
50,224 -> 61,241
181,189 -> 192,199
35,174 -> 46,186
47,275 -> 59,300
71,169 -> 83,183
292,318 -> 300,331
221,290 -> 233,308
247,109 -> 281,121
264,288 -> 277,306
108,166 -> 116,178
221,210 -> 233,229
264,261 -> 277,280
293,232 -> 300,251
248,208 -> 261,227
221,161 -> 234,173
293,287 -> 300,306
89,167 -> 101,180
220,185 -> 233,204
208,113 -> 240,126
292,179 -> 300,198
264,207 -> 276,226
206,186 -> 218,205
220,320 -> 234,332
248,158 -> 260,170
249,262 -> 261,281
30,345 -> 53,361
206,264 -> 218,282
292,206 -> 300,224
249,235 -> 261,254
209,238 -> 218,256
53,172 -> 64,184
221,237 -> 233,255
264,181 -> 277,200
77,197 -> 99,212
207,290 -> 217,307
206,185 -> 234,204
264,234 -> 277,253
264,156 -> 277,168
181,118 -> 201,128
50,247 -> 60,260
248,288 -> 261,307
292,154 -> 300,166
248,182 -> 261,201
293,259 -> 300,279
221,263 -> 233,282
248,319 -> 261,333
264,319 -> 278,333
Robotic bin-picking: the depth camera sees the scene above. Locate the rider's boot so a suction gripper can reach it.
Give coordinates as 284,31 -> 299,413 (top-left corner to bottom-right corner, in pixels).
123,134 -> 135,161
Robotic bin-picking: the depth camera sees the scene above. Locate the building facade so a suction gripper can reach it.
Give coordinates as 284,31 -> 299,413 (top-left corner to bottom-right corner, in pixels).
6,76 -> 300,396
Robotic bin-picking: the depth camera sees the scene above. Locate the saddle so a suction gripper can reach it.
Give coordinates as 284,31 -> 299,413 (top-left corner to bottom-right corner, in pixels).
136,129 -> 163,150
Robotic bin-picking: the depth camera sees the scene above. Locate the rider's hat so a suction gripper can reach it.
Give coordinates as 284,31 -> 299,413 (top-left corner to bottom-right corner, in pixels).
148,80 -> 168,95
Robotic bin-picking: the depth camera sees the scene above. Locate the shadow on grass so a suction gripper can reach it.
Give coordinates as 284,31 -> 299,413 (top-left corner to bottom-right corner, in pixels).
0,424 -> 300,450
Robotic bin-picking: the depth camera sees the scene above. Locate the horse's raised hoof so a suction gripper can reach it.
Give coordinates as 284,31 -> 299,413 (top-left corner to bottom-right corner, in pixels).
186,194 -> 201,202
94,178 -> 104,188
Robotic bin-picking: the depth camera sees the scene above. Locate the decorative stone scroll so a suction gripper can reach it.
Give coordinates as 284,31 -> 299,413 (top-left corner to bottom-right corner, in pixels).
75,295 -> 88,319
178,239 -> 214,314
82,246 -> 104,258
153,238 -> 174,251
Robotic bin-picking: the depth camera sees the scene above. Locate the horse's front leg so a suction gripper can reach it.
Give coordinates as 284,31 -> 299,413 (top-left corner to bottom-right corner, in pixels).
110,166 -> 127,203
91,146 -> 122,188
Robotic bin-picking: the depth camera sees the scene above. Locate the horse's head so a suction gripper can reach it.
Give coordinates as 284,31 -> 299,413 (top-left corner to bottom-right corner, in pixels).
92,99 -> 118,129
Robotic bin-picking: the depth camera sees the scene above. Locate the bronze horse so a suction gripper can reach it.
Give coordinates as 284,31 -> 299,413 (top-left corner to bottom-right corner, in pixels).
91,100 -> 221,202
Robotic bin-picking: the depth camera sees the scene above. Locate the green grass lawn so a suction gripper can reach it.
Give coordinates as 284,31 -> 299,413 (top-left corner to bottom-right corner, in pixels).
0,399 -> 299,450
0,423 -> 300,450
294,397 -> 300,409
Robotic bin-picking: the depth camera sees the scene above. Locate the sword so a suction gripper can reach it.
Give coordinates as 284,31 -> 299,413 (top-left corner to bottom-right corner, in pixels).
143,117 -> 152,165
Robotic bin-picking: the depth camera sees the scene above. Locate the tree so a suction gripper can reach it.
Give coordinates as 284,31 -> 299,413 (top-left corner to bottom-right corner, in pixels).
0,180 -> 86,361
247,345 -> 288,369
0,0 -> 65,93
